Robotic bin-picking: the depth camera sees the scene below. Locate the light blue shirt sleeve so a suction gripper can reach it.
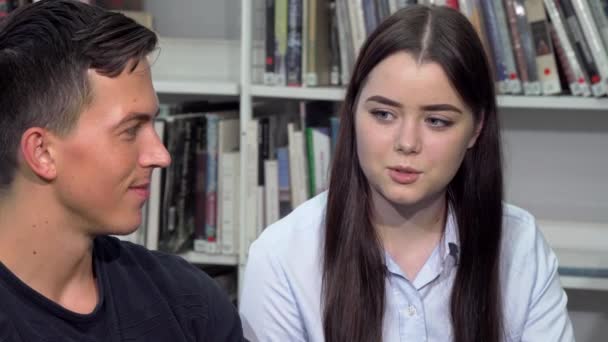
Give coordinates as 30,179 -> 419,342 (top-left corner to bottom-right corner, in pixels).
239,239 -> 308,342
519,224 -> 574,341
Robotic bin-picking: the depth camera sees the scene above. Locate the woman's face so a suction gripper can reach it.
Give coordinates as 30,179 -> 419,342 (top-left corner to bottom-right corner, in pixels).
355,51 -> 481,210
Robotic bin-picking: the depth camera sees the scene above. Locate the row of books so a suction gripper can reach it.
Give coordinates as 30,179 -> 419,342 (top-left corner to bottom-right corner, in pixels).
258,0 -> 608,97
226,101 -> 340,253
125,100 -> 340,258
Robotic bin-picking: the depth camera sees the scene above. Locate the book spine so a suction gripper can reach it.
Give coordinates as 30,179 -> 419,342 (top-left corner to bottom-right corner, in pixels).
264,160 -> 280,225
492,0 -> 522,94
329,1 -> 342,85
571,0 -> 608,96
526,0 -> 562,95
220,152 -> 239,255
286,0 -> 303,86
558,0 -> 605,96
275,0 -> 289,86
336,0 -> 353,85
305,128 -> 317,197
264,0 -> 276,85
362,0 -> 379,36
544,0 -> 591,96
589,0 -> 608,51
481,0 -> 509,93
204,114 -> 219,251
245,120 -> 260,253
504,0 -> 531,90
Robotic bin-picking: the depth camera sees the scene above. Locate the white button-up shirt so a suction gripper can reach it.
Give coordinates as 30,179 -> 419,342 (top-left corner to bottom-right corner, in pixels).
239,192 -> 574,341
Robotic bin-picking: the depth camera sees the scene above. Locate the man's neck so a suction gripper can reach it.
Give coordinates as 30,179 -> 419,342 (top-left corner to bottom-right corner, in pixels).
0,183 -> 99,314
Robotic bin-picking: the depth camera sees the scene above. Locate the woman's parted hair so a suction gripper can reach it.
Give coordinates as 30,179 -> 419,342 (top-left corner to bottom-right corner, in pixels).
0,0 -> 157,190
323,5 -> 504,342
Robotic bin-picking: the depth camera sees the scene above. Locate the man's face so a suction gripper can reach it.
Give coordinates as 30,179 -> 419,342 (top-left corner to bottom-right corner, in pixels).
51,59 -> 170,235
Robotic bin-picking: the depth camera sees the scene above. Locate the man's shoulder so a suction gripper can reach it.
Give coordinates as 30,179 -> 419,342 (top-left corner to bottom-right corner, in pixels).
95,236 -> 244,341
95,236 -> 219,297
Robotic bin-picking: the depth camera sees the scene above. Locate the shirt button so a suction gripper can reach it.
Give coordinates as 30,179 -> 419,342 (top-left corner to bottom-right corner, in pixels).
407,304 -> 417,317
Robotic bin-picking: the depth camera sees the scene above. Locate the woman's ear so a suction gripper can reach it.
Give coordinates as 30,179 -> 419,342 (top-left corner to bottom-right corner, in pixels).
20,127 -> 57,182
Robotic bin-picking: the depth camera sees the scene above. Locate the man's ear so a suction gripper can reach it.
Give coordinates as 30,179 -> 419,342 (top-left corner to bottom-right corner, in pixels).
467,115 -> 485,149
20,127 -> 57,182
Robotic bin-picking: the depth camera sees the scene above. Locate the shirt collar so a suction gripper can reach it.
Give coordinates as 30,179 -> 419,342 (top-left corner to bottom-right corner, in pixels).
439,204 -> 460,265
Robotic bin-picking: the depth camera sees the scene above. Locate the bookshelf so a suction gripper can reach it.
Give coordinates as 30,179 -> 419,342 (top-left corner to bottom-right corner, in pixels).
153,79 -> 239,96
143,0 -> 607,295
180,251 -> 239,266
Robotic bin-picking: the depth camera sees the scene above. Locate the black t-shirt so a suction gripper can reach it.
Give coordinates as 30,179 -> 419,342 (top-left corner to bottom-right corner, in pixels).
0,236 -> 245,341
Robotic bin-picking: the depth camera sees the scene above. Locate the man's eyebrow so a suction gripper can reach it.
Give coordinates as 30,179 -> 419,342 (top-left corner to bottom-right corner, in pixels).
365,95 -> 403,108
116,108 -> 160,126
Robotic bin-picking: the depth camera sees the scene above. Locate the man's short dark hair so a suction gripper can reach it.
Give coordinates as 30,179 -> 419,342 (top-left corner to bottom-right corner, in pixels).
0,0 -> 158,190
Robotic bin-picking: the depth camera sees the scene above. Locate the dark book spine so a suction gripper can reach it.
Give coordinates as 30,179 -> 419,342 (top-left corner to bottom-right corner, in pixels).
264,0 -> 276,84
286,0 -> 302,86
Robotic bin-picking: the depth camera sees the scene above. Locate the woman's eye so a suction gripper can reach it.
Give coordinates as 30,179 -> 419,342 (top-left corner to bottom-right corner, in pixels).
371,110 -> 394,121
427,117 -> 452,128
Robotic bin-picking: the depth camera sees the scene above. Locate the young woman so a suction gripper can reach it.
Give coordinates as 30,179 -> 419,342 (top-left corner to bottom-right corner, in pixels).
239,5 -> 573,342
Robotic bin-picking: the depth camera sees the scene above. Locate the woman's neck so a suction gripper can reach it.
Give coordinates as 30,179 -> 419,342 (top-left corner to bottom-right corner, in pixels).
372,189 -> 447,280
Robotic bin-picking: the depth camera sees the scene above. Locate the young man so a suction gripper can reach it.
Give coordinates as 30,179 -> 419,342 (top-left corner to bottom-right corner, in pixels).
0,1 -> 244,341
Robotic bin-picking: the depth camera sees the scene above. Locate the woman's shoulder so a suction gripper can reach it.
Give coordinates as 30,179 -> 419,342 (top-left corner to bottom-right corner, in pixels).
501,203 -> 541,250
500,202 -> 558,286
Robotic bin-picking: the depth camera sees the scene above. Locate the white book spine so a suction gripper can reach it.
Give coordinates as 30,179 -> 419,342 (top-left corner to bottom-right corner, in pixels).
146,120 -> 165,251
572,0 -> 608,95
264,160 -> 280,226
257,186 -> 265,237
347,0 -> 365,56
589,0 -> 608,50
246,120 -> 259,253
311,129 -> 332,195
335,0 -> 352,85
388,0 -> 398,14
220,152 -> 239,255
293,130 -> 309,206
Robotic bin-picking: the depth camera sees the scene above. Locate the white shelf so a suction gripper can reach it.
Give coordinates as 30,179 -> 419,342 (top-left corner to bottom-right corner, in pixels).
151,37 -> 240,96
250,85 -> 608,111
154,79 -> 239,96
179,251 -> 238,266
560,276 -> 608,291
539,220 -> 608,290
251,85 -> 345,100
497,95 -> 608,111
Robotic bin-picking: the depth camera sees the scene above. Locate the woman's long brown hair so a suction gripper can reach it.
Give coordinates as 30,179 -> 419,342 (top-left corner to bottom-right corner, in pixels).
323,5 -> 504,342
